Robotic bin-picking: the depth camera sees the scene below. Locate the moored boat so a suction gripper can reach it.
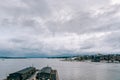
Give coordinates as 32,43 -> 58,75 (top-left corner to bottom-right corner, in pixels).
36,66 -> 59,80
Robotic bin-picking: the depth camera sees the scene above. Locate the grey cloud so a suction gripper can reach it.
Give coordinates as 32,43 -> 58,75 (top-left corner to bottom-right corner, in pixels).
0,0 -> 51,17
104,31 -> 120,49
22,0 -> 51,16
46,3 -> 120,34
0,0 -> 120,56
21,19 -> 38,28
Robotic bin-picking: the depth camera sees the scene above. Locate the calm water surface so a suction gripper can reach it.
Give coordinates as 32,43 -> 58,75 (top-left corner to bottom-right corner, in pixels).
0,58 -> 120,80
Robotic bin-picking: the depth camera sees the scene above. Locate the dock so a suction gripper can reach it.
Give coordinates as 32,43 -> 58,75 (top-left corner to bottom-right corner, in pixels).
6,67 -> 59,80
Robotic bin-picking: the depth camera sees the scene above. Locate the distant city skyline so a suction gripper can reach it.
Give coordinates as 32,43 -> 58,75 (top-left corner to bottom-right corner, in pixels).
0,0 -> 120,57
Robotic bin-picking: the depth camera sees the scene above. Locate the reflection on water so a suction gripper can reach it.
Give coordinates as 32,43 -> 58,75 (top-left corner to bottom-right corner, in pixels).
0,58 -> 120,80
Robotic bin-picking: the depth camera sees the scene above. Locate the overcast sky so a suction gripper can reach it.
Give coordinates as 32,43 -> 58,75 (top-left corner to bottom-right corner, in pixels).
0,0 -> 120,57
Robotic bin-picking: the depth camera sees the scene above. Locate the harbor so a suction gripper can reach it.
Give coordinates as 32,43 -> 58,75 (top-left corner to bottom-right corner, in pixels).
6,66 -> 59,80
1,0 -> 120,80
1,58 -> 120,80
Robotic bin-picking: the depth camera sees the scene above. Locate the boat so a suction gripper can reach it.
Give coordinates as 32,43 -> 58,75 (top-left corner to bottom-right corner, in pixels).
6,67 -> 36,80
5,66 -> 59,80
36,66 -> 59,80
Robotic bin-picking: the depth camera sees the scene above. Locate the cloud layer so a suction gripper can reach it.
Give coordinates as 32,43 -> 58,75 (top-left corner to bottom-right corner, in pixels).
0,0 -> 120,56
